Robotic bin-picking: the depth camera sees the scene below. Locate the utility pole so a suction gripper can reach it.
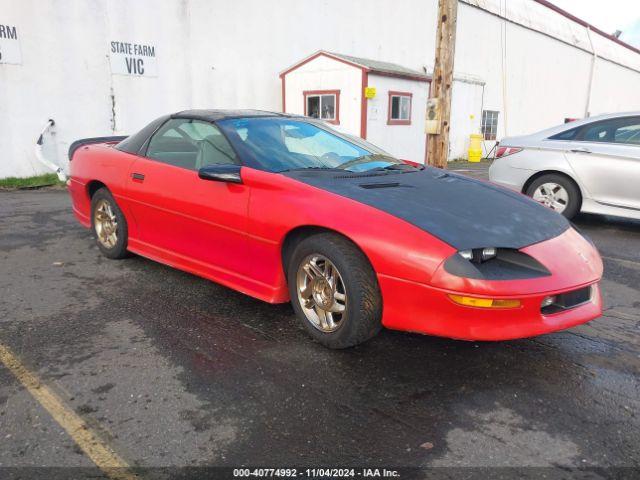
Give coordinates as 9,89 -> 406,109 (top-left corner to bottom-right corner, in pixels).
426,0 -> 459,168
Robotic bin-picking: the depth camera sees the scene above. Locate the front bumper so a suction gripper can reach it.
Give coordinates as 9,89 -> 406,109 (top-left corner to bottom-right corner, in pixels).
378,227 -> 603,341
378,275 -> 602,340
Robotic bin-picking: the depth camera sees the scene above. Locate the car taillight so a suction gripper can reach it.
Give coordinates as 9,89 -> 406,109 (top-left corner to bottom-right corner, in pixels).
495,146 -> 523,158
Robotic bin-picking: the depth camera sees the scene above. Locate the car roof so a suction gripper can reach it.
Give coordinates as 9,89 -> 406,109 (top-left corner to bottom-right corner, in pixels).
555,111 -> 640,130
115,109 -> 329,156
171,109 -> 297,122
501,111 -> 640,145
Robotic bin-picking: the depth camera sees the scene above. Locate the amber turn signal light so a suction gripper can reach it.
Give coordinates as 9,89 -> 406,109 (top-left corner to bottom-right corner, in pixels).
448,294 -> 522,309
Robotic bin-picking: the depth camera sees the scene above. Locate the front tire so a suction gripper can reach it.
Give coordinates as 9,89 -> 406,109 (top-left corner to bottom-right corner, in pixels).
525,173 -> 581,219
90,188 -> 129,259
287,233 -> 382,349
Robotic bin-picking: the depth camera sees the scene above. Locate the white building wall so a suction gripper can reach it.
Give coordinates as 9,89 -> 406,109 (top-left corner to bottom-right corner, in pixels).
1,1 -> 111,178
1,0 -> 439,178
185,0 -> 439,111
283,55 -> 363,136
455,0 -> 640,158
453,2 -> 594,156
2,0 -> 640,178
463,0 -> 640,72
0,0 -> 195,178
365,74 -> 428,162
589,59 -> 640,114
449,79 -> 484,159
105,1 -> 195,135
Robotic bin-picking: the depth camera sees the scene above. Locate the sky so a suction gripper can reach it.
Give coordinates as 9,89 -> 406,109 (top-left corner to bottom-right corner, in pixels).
550,0 -> 640,48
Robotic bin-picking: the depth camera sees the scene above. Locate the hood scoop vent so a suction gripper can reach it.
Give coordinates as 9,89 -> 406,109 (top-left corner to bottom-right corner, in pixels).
359,182 -> 402,189
333,170 -> 412,180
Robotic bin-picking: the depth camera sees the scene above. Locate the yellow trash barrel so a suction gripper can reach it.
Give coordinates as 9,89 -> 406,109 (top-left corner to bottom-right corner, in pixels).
468,134 -> 483,163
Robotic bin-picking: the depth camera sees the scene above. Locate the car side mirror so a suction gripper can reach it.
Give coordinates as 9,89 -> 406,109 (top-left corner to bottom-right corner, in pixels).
198,164 -> 242,184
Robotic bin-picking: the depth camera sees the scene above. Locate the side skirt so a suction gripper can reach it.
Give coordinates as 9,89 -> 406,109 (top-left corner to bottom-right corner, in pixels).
581,198 -> 640,221
127,238 -> 290,304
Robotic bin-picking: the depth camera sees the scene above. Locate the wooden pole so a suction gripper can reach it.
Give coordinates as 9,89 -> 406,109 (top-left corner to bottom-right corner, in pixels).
426,0 -> 458,168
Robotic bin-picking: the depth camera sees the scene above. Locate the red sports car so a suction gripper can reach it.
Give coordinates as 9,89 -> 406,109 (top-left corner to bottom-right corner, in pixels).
68,110 -> 603,348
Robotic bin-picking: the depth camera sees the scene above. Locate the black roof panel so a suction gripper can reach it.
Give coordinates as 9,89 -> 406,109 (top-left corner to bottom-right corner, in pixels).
114,110 -> 311,157
171,109 -> 288,122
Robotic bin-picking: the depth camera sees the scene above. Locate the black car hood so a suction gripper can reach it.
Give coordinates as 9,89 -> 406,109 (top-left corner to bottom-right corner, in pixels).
282,167 -> 569,250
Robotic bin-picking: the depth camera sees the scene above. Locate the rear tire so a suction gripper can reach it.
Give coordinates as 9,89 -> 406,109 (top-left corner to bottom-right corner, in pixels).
287,233 -> 382,349
525,173 -> 581,219
90,188 -> 129,259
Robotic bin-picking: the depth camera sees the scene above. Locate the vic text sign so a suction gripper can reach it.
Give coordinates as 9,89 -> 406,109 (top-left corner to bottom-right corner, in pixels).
109,41 -> 157,77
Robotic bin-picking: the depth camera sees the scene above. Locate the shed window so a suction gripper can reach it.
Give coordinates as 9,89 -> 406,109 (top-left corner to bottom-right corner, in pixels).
481,110 -> 499,140
304,90 -> 340,124
388,91 -> 412,125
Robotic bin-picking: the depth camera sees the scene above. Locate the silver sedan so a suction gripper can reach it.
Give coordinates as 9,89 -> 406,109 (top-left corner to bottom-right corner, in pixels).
489,112 -> 640,220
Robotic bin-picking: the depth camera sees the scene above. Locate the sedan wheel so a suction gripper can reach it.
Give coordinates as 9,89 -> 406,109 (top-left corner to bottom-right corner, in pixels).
532,182 -> 569,213
525,173 -> 581,219
296,254 -> 347,333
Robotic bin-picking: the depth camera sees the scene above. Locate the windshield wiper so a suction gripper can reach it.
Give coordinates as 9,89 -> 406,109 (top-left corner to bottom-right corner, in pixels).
369,163 -> 424,172
336,154 -> 396,170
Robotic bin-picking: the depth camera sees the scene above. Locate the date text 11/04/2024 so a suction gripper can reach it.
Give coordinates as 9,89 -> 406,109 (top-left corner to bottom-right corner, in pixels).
232,468 -> 400,478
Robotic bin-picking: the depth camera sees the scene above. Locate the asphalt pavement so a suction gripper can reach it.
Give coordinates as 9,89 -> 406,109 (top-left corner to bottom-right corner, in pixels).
1,169 -> 639,478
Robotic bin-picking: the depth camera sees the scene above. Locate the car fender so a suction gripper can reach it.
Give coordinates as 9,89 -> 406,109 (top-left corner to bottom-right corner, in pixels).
242,167 -> 456,300
523,165 -> 592,202
505,147 -> 592,200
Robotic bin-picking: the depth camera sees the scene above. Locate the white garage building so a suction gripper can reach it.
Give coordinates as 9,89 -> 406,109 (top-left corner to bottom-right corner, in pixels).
1,0 -> 640,178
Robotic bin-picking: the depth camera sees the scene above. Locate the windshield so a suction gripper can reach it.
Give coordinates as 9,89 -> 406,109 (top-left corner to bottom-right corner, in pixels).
216,117 -> 415,173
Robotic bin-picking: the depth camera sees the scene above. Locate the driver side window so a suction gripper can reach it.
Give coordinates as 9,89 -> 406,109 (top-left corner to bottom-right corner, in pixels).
146,119 -> 238,170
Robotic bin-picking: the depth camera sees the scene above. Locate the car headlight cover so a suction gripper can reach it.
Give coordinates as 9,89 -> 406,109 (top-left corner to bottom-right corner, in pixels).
447,248 -> 551,280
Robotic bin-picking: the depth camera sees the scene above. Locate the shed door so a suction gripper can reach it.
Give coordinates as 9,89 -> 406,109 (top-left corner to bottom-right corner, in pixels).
450,81 -> 484,160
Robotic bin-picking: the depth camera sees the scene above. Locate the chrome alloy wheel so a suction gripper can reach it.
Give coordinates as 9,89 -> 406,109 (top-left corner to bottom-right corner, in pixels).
296,254 -> 347,333
94,199 -> 118,248
532,182 -> 569,213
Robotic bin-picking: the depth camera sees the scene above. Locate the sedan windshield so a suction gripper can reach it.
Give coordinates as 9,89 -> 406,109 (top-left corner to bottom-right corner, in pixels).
216,117 -> 416,173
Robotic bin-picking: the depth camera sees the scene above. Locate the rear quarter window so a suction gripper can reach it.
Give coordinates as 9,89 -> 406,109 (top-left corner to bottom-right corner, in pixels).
548,127 -> 580,141
116,115 -> 170,155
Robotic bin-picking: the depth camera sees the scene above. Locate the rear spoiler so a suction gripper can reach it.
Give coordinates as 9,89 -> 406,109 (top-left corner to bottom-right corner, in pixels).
68,136 -> 128,160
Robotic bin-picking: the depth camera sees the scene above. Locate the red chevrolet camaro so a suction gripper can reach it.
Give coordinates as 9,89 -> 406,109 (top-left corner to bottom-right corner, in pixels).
68,110 -> 603,348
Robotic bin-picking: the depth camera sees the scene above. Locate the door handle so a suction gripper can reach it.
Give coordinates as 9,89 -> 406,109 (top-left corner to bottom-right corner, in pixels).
570,147 -> 591,154
131,173 -> 145,181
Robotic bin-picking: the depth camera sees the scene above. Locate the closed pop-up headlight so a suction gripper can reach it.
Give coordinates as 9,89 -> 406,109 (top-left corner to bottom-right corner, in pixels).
445,248 -> 551,280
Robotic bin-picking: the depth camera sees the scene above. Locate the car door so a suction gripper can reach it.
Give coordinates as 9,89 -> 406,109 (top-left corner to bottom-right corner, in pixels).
125,117 -> 252,279
564,116 -> 640,210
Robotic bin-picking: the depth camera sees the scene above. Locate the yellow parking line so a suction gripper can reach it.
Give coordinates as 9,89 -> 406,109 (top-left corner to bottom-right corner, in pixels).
0,343 -> 138,480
